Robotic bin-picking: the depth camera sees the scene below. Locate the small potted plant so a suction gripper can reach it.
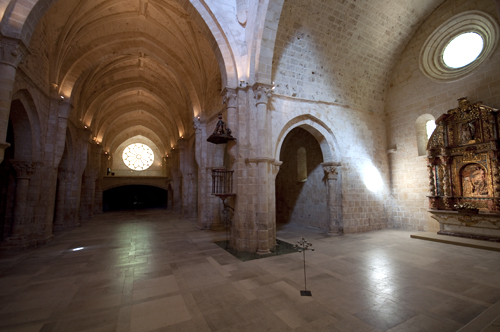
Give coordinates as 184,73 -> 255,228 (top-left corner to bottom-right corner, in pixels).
454,202 -> 479,214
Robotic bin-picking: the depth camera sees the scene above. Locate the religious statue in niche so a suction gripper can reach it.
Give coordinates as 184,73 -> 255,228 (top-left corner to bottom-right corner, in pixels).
461,164 -> 488,197
460,121 -> 477,144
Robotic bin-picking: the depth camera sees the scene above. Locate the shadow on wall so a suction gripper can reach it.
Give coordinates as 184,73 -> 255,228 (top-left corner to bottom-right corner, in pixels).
275,127 -> 328,230
103,185 -> 168,211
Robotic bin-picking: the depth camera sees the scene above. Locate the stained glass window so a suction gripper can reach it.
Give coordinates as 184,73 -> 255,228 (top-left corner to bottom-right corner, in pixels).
122,143 -> 154,170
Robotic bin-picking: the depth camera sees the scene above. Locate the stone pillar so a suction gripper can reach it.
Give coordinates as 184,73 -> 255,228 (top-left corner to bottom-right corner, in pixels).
170,146 -> 181,213
253,84 -> 273,254
79,142 -> 101,220
53,170 -> 73,231
323,162 -> 343,235
7,160 -> 35,247
71,128 -> 91,225
223,88 -> 238,168
0,37 -> 27,163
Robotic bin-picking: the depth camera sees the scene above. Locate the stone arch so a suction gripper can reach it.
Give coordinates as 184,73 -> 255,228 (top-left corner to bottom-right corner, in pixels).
274,114 -> 340,164
251,0 -> 286,84
2,0 -> 237,88
276,127 -> 328,230
10,89 -> 42,162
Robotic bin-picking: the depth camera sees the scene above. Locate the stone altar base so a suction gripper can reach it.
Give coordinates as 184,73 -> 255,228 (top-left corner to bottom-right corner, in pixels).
430,210 -> 500,242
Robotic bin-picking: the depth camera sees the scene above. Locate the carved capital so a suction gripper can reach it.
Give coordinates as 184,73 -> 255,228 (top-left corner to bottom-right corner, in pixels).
323,162 -> 341,180
252,84 -> 273,106
11,161 -> 41,179
0,37 -> 28,68
222,88 -> 238,108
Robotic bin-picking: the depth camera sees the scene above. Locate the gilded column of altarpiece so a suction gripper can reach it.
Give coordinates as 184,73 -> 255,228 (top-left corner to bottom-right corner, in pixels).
426,98 -> 500,241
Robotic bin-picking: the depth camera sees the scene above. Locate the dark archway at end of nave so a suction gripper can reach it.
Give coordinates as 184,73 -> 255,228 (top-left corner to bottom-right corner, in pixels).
103,185 -> 168,211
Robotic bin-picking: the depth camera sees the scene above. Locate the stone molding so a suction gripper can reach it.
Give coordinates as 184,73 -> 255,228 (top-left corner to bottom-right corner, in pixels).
244,157 -> 275,164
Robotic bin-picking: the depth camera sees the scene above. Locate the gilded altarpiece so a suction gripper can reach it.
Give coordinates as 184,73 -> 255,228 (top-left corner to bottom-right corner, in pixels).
426,98 -> 500,241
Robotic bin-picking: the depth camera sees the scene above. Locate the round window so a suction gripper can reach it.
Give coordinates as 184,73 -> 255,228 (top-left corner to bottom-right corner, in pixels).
419,11 -> 499,82
122,143 -> 154,170
443,32 -> 484,68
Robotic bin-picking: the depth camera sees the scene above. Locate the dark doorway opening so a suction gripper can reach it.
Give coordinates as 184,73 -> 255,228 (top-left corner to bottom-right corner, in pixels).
103,185 -> 168,211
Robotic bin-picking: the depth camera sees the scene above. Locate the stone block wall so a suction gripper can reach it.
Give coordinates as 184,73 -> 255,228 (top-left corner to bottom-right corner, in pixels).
386,0 -> 500,231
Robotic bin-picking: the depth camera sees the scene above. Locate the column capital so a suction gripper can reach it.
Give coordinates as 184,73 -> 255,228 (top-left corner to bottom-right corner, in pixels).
0,37 -> 28,68
222,87 -> 238,107
11,160 -> 41,179
322,162 -> 341,180
252,83 -> 273,106
193,118 -> 204,133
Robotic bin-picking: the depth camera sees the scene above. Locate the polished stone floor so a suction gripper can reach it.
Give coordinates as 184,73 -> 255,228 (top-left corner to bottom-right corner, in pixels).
1,210 -> 500,332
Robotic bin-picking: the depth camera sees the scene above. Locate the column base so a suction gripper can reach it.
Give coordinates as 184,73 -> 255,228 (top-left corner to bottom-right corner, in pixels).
1,235 -> 30,251
328,227 -> 343,236
256,249 -> 271,255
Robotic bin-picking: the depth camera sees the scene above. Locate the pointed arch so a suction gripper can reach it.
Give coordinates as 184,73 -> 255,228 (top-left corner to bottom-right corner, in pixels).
275,114 -> 340,164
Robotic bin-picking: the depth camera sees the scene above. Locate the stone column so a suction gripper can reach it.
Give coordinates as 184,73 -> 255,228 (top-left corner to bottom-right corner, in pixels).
79,142 -> 101,220
170,146 -> 181,213
53,170 -> 72,231
222,88 -> 238,168
71,128 -> 91,225
7,160 -> 36,246
323,162 -> 343,235
0,37 -> 27,163
253,84 -> 273,254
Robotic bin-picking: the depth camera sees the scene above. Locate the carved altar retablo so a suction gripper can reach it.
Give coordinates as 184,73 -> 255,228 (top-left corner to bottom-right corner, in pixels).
426,97 -> 500,241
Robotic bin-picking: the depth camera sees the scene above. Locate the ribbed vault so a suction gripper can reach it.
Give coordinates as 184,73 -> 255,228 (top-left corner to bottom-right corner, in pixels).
23,0 -> 225,158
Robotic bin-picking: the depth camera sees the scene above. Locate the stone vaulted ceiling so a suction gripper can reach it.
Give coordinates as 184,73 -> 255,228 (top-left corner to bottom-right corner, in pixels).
273,0 -> 446,113
27,0 -> 222,154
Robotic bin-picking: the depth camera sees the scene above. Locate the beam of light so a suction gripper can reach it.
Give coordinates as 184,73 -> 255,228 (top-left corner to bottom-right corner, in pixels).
363,164 -> 383,192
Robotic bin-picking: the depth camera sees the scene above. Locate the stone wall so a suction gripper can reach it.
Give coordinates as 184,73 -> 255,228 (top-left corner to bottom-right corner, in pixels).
270,96 -> 391,233
386,0 -> 500,231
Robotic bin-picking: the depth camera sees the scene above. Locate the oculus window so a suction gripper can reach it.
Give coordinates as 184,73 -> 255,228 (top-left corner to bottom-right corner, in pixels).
443,32 -> 483,68
419,10 -> 499,82
123,143 -> 154,171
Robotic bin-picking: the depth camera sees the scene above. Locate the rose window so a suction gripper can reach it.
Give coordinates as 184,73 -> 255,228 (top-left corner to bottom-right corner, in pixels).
122,143 -> 154,170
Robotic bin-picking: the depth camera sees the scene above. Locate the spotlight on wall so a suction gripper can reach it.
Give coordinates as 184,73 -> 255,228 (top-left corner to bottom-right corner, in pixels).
363,164 -> 383,192
272,81 -> 275,90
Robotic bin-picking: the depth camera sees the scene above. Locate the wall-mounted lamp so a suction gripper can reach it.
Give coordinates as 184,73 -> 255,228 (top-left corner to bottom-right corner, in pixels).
197,116 -> 200,120
60,95 -> 64,100
84,125 -> 88,129
104,151 -> 108,154
272,82 -> 275,90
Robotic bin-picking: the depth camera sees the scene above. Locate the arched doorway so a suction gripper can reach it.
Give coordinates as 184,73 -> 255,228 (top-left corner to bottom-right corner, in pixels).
103,185 -> 168,211
275,127 -> 328,230
0,121 -> 15,241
